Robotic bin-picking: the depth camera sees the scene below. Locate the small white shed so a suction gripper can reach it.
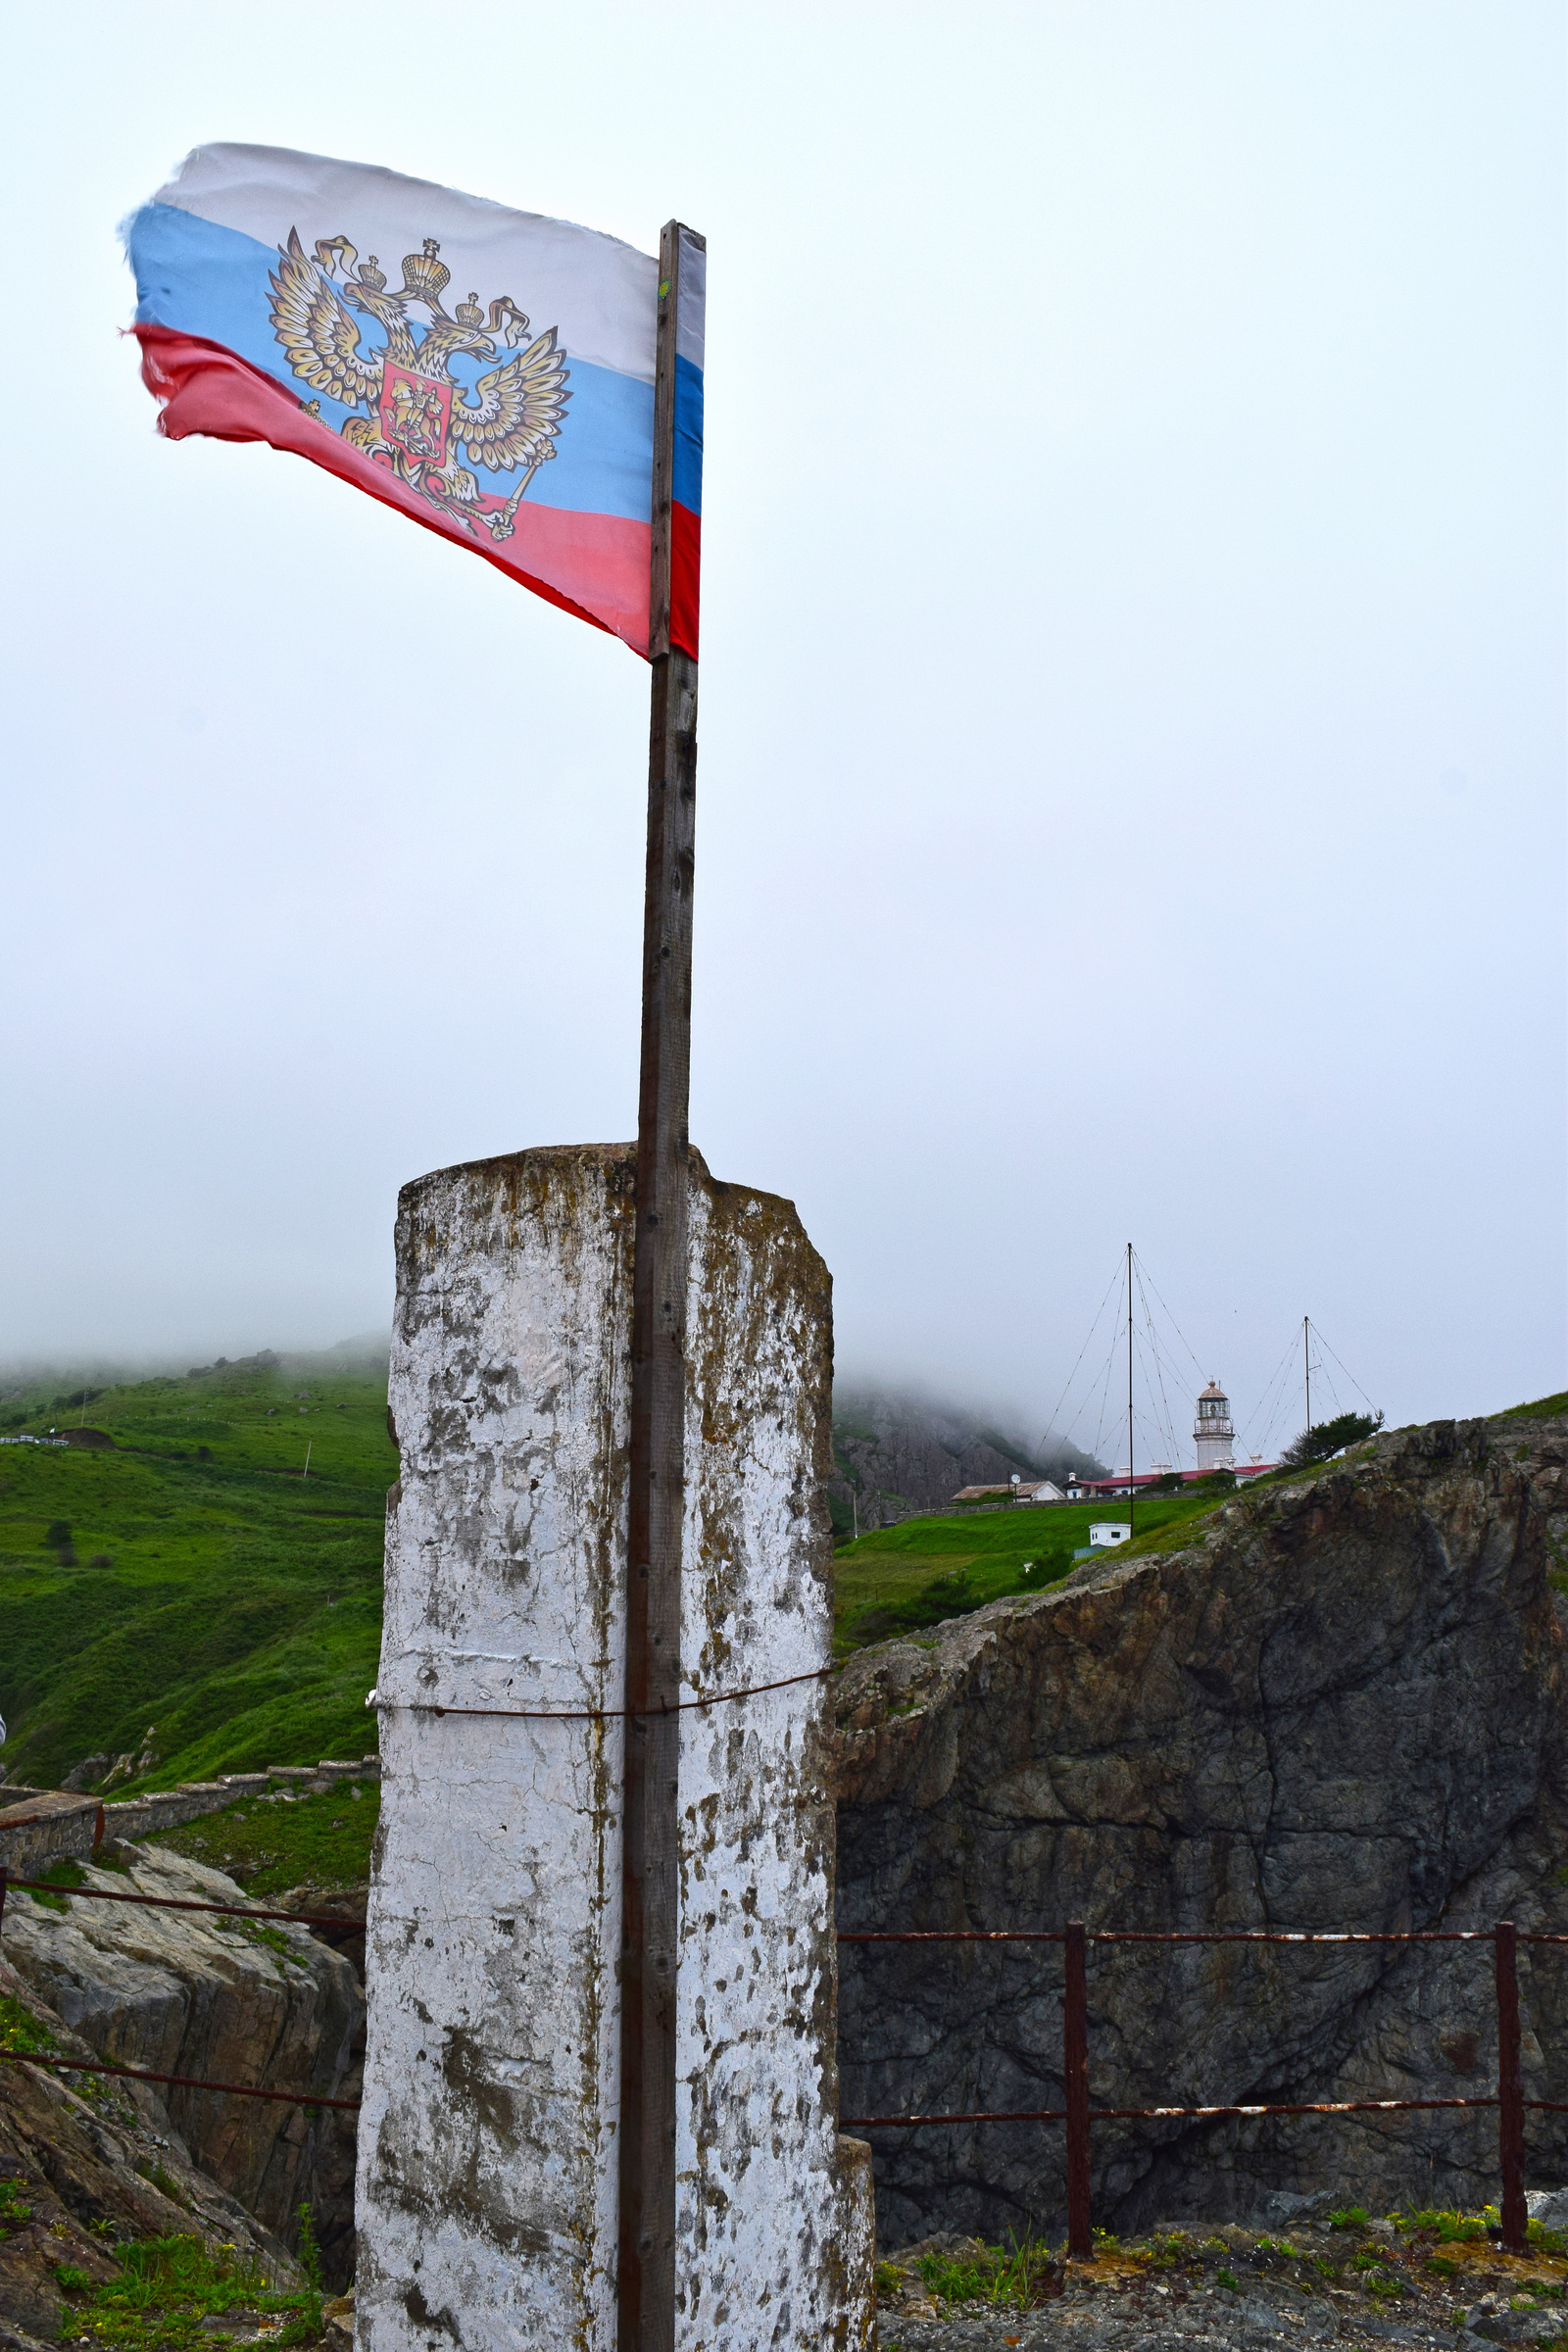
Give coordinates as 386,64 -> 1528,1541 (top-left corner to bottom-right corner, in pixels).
1088,1521 -> 1131,1548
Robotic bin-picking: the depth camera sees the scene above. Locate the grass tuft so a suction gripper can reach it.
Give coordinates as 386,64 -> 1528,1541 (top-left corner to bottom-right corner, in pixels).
1406,2208 -> 1489,2242
0,1994 -> 58,2057
68,2232 -> 270,2352
1,2175 -> 35,2230
23,1856 -> 87,1913
63,2214 -> 327,2352
916,2234 -> 1060,2310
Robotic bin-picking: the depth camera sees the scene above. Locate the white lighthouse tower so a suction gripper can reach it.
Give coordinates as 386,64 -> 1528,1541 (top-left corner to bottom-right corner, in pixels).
1194,1379 -> 1236,1473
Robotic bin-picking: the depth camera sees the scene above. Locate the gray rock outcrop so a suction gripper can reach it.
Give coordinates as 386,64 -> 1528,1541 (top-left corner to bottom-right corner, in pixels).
834,1411 -> 1568,2245
0,1846 -> 362,2284
0,1950 -> 295,2344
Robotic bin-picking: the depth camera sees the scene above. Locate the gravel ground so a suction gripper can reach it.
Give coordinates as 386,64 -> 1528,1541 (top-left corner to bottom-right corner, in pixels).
873,2221 -> 1568,2351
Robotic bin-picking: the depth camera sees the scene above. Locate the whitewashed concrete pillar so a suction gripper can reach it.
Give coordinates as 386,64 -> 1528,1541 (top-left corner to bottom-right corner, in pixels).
355,1145 -> 874,2352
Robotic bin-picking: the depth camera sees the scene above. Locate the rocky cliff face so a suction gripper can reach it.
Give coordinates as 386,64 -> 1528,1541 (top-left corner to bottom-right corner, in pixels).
1,1847 -> 362,2286
833,1412 -> 1568,2246
0,1950 -> 296,2346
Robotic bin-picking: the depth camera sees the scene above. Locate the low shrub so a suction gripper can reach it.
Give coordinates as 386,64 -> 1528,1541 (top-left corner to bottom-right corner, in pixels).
1407,2208 -> 1489,2243
73,2232 -> 270,2352
133,2162 -> 185,2208
0,1996 -> 57,2058
917,2234 -> 1060,2311
1139,2230 -> 1198,2270
270,2204 -> 324,2346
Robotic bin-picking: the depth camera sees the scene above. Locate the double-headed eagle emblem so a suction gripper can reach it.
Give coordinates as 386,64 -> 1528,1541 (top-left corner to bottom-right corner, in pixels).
269,229 -> 570,540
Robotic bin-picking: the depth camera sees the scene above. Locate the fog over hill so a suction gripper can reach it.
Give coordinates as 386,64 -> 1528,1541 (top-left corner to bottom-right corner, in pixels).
829,1384 -> 1107,1532
2,1343 -> 1101,1536
0,1333 -> 393,1402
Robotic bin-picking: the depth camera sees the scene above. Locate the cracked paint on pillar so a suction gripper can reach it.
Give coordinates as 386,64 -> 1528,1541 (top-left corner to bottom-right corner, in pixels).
355,1144 -> 873,2352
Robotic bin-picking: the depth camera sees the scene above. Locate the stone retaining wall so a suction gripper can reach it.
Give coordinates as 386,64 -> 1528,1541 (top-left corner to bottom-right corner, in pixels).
0,1757 -> 381,1872
0,1792 -> 104,1877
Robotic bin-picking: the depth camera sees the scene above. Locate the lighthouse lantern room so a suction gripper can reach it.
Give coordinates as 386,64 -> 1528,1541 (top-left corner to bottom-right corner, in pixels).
1195,1380 -> 1236,1473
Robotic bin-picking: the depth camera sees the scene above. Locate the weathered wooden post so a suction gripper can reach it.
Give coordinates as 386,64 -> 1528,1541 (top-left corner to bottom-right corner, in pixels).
1495,1920 -> 1528,2252
620,219 -> 703,2352
1063,1919 -> 1093,2259
353,1146 -> 875,2352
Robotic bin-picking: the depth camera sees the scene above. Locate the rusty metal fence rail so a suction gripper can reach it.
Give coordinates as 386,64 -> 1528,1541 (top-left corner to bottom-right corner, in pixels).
0,1866 -> 364,2112
7,1865 -> 1565,2241
837,1918 -> 1567,2259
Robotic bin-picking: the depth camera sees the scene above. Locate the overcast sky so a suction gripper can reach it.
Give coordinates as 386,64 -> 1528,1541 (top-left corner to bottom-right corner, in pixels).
2,1 -> 1562,1461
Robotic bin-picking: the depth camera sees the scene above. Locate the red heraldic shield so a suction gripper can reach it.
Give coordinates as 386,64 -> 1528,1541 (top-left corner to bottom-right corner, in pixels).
379,367 -> 453,467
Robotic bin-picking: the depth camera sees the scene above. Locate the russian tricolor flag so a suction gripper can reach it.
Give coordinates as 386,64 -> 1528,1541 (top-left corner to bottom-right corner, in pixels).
125,145 -> 702,660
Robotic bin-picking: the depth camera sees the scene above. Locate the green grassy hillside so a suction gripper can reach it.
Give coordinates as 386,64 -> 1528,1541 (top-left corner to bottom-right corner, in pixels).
0,1365 -> 1302,1780
832,1487 -> 1233,1655
0,1355 -> 395,1792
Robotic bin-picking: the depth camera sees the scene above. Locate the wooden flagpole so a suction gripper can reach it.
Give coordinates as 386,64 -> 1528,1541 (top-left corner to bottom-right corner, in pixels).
619,217 -> 702,2352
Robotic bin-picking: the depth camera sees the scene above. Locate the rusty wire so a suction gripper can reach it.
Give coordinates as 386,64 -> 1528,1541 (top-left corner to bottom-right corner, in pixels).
840,1930 -> 1065,1944
0,2049 -> 361,2110
843,2106 -> 1067,2128
3,1878 -> 358,1934
373,1664 -> 834,1722
842,2093 -> 1504,2130
839,1926 -> 1497,1945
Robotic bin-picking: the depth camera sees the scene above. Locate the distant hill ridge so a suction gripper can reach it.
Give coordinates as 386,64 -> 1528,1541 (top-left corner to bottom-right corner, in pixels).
829,1385 -> 1105,1533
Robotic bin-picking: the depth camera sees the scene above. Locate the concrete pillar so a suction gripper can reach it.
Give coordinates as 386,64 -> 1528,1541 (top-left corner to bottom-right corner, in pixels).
355,1145 -> 873,2352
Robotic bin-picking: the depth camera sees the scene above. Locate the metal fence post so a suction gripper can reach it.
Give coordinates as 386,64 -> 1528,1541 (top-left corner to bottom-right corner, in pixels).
1495,1920 -> 1528,2251
1064,1919 -> 1093,2258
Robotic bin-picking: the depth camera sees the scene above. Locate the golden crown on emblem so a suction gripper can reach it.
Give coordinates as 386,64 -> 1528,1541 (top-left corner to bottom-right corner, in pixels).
399,238 -> 450,308
356,255 -> 387,291
455,292 -> 484,328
